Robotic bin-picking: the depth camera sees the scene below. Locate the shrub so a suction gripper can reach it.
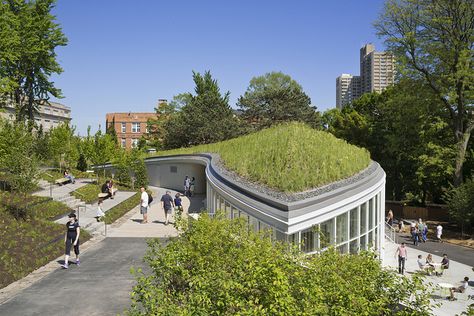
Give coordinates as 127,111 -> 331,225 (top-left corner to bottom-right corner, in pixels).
116,164 -> 132,187
76,153 -> 88,171
126,214 -> 434,315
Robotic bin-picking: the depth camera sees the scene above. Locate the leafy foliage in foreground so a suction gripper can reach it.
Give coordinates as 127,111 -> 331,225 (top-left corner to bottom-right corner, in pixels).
127,214 -> 433,315
155,122 -> 370,192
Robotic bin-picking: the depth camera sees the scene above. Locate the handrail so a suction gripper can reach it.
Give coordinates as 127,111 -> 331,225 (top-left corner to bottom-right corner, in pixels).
385,222 -> 397,244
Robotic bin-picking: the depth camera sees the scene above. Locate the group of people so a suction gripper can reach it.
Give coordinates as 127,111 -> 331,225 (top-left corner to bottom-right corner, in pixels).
396,243 -> 450,276
416,253 -> 450,276
139,187 -> 184,225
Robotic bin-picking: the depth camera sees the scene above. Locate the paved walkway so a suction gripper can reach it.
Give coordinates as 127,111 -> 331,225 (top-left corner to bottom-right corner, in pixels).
383,240 -> 474,316
107,186 -> 205,238
396,232 -> 474,267
0,238 -> 153,316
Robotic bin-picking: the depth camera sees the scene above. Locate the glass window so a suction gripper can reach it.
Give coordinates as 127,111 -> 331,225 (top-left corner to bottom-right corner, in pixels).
349,240 -> 359,254
360,234 -> 367,251
131,139 -> 138,148
225,202 -> 231,219
132,122 -> 140,133
319,219 -> 334,249
276,230 -> 288,242
360,202 -> 367,234
121,122 -> 126,133
240,211 -> 249,224
369,198 -> 374,229
301,227 -> 316,253
337,243 -> 348,254
368,231 -> 374,248
350,208 -> 359,239
375,194 -> 379,227
121,138 -> 126,148
336,212 -> 348,244
249,215 -> 259,232
231,206 -> 239,219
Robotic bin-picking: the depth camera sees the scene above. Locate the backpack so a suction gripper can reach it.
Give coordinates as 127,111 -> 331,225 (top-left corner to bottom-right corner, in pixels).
148,194 -> 153,204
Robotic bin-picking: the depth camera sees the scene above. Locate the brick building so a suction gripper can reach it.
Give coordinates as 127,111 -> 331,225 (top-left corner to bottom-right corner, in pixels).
105,112 -> 157,149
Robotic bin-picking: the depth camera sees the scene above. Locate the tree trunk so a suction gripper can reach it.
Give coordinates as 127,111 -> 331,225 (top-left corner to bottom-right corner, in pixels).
453,131 -> 471,187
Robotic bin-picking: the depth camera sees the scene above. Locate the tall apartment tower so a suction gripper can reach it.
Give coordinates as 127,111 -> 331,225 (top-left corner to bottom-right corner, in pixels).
336,44 -> 395,108
336,74 -> 361,109
360,44 -> 395,94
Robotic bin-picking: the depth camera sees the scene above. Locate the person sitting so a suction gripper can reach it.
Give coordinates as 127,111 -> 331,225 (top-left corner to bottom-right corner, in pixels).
64,169 -> 76,184
101,180 -> 112,199
437,253 -> 450,276
107,180 -> 117,199
426,254 -> 435,267
449,277 -> 469,301
417,254 -> 434,275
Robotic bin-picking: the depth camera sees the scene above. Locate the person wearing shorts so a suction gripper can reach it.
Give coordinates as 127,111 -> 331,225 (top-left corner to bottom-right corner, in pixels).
62,213 -> 80,269
140,187 -> 149,224
161,191 -> 174,225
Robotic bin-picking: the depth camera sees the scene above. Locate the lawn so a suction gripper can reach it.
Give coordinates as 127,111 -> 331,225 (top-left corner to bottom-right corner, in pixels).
0,192 -> 91,289
104,192 -> 141,224
154,122 -> 371,192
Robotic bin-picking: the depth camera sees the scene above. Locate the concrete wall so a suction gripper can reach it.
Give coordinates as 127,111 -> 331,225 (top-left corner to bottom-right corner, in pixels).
146,161 -> 206,194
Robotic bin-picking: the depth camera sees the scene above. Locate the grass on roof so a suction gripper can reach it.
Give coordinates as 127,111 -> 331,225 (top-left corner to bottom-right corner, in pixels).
155,122 -> 371,193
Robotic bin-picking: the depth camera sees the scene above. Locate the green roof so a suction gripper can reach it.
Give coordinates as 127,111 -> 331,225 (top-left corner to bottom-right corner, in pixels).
154,122 -> 371,193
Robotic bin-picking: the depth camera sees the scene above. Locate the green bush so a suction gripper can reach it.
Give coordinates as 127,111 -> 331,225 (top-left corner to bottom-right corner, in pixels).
116,164 -> 132,187
104,192 -> 140,224
126,214 -> 434,315
71,183 -> 100,204
76,153 -> 88,171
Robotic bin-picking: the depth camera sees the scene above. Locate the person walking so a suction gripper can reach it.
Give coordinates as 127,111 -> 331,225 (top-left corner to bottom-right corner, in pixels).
95,201 -> 105,222
395,242 -> 408,274
436,224 -> 443,242
140,187 -> 149,224
161,190 -> 175,225
418,219 -> 425,243
174,193 -> 183,213
410,223 -> 419,246
184,176 -> 190,197
61,213 -> 80,269
189,177 -> 196,197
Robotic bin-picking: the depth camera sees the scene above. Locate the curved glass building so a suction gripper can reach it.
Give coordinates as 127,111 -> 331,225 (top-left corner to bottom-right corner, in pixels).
144,153 -> 385,256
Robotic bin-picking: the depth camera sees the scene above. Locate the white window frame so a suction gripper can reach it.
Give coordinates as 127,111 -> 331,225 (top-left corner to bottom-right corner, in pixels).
131,138 -> 138,148
132,122 -> 140,133
121,138 -> 126,148
121,122 -> 126,133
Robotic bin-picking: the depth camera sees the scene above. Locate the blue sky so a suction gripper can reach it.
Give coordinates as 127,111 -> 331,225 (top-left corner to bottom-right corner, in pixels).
51,0 -> 386,135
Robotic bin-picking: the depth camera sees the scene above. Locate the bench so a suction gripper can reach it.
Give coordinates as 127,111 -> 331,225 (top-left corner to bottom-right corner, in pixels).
98,193 -> 109,199
55,178 -> 71,185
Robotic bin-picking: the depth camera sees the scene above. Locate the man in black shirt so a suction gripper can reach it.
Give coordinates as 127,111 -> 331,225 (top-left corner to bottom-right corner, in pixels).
161,191 -> 175,225
101,180 -> 111,199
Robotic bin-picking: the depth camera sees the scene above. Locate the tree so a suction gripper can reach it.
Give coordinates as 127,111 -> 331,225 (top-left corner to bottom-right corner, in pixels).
48,123 -> 79,170
76,152 -> 87,172
106,116 -> 118,145
0,120 -> 38,192
146,96 -> 184,150
0,0 -> 67,125
445,179 -> 474,236
127,214 -> 434,315
132,156 -> 148,189
324,80 -> 455,203
375,0 -> 474,186
238,72 -> 320,129
90,128 -> 117,167
163,71 -> 241,148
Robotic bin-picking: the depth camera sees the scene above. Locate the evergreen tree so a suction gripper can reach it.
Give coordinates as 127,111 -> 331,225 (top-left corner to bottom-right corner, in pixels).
106,116 -> 118,145
238,72 -> 320,130
133,157 -> 148,189
164,71 -> 241,148
76,152 -> 87,172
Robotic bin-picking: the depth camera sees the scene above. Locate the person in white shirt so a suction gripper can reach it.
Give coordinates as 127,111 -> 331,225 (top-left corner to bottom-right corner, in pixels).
417,254 -> 433,275
140,187 -> 149,224
95,201 -> 105,222
449,277 -> 469,301
436,224 -> 443,242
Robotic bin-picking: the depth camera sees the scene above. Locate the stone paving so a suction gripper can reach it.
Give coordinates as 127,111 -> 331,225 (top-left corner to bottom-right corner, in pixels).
383,239 -> 474,316
106,186 -> 205,238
